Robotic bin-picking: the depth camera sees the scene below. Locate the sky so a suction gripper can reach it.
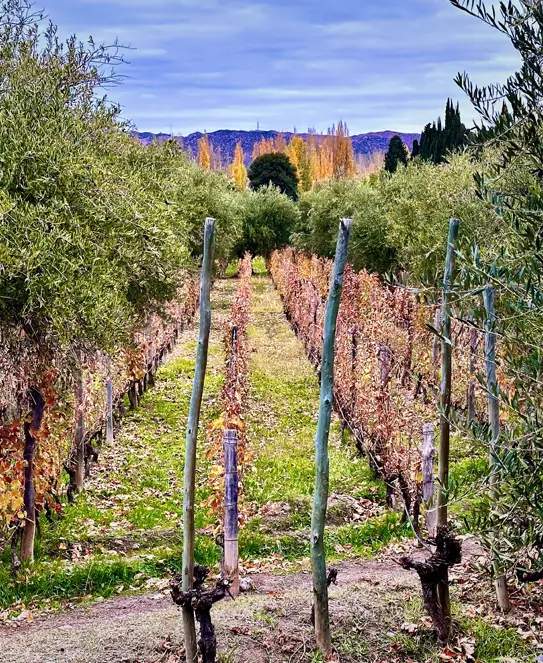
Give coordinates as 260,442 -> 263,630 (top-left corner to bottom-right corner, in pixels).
44,0 -> 520,136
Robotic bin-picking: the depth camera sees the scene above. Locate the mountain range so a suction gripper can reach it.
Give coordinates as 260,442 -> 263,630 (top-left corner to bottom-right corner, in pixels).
135,129 -> 420,165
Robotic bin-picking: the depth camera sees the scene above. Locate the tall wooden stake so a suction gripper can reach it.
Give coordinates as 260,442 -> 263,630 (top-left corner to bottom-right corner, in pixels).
182,217 -> 216,663
484,286 -> 511,612
223,429 -> 239,597
467,318 -> 478,424
75,363 -> 85,493
106,359 -> 114,445
311,218 -> 352,656
436,218 -> 459,622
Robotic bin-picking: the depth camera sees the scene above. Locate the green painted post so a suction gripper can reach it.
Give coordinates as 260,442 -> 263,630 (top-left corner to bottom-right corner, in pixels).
182,218 -> 216,663
311,218 -> 352,655
484,286 -> 511,612
436,218 -> 459,623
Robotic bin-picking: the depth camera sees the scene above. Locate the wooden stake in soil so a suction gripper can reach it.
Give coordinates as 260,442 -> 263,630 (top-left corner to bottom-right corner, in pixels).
484,286 -> 511,613
436,218 -> 459,625
467,319 -> 478,424
182,217 -> 216,663
311,217 -> 352,656
74,365 -> 85,494
106,360 -> 114,445
422,423 -> 436,538
223,429 -> 239,597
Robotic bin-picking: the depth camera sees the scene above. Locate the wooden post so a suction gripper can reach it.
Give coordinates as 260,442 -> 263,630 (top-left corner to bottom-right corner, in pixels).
75,364 -> 85,494
128,382 -> 138,410
422,424 -> 437,538
484,286 -> 511,612
433,309 -> 441,369
436,218 -> 459,622
467,319 -> 478,424
182,217 -> 216,663
106,377 -> 114,445
223,429 -> 239,597
20,388 -> 46,563
311,218 -> 352,656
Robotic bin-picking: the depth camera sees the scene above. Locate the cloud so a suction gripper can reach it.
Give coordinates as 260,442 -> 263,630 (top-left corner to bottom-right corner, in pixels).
43,0 -> 520,134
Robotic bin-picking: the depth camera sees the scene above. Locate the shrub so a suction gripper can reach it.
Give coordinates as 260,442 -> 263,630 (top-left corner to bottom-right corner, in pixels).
237,186 -> 299,258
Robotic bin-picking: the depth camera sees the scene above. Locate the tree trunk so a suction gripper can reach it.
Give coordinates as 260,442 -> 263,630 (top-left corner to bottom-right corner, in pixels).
311,218 -> 352,656
21,388 -> 46,563
436,218 -> 459,627
484,286 -> 511,612
182,218 -> 216,663
128,382 -> 138,410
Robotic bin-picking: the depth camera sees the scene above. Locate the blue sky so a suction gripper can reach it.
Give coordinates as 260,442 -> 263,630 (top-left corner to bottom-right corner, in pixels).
45,0 -> 519,135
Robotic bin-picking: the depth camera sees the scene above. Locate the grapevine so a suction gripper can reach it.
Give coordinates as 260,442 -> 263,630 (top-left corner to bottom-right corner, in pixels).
269,249 -> 492,519
205,254 -> 253,521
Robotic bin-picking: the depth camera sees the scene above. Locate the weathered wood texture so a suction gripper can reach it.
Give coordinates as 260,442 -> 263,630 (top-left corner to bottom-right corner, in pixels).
182,218 -> 216,663
484,286 -> 511,612
223,429 -> 239,596
311,217 -> 352,655
436,218 -> 459,624
422,423 -> 436,538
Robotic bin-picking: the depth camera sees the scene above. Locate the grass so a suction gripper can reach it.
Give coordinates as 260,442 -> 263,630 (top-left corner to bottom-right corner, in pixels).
1,266 -> 538,663
0,271 -> 401,611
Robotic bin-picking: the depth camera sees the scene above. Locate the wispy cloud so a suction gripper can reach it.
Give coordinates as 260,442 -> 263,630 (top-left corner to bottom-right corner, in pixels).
45,0 -> 519,134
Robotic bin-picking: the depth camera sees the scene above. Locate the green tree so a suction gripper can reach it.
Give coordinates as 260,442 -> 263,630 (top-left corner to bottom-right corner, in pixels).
293,179 -> 397,275
248,152 -> 299,201
384,135 -> 408,173
411,139 -> 420,159
237,185 -> 299,258
449,0 -> 543,588
418,99 -> 466,164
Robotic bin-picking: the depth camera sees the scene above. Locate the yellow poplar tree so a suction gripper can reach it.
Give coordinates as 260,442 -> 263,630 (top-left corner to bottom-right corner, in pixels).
288,134 -> 313,192
232,142 -> 247,191
275,132 -> 287,152
197,134 -> 212,170
334,121 -> 356,178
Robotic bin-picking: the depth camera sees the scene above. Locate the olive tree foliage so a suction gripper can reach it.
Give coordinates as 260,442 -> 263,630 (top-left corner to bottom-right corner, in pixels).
382,153 -> 502,282
293,178 -> 397,275
236,185 -> 299,259
0,1 -> 241,370
292,155 -> 505,280
447,0 -> 543,581
164,160 -> 243,265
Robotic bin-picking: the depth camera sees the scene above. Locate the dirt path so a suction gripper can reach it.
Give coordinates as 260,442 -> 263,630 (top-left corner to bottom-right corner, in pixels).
0,558 -> 419,663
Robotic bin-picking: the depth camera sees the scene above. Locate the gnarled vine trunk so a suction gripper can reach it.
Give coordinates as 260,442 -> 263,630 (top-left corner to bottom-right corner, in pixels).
20,387 -> 46,563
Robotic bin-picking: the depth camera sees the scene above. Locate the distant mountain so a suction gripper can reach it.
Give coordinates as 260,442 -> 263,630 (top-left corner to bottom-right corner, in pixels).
134,129 -> 420,165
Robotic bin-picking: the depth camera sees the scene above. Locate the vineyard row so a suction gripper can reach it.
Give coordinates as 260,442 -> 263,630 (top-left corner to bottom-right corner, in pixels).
0,277 -> 200,564
269,248 -> 491,524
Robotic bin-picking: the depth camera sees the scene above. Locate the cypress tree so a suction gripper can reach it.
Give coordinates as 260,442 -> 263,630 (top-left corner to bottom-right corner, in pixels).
384,135 -> 409,173
418,99 -> 467,164
411,139 -> 420,159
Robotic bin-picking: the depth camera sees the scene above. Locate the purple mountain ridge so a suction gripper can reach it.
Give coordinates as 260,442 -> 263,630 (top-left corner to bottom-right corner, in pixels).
134,129 -> 419,166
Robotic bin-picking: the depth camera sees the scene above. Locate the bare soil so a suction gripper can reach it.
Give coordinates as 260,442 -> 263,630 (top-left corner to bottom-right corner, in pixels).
0,558 -> 418,663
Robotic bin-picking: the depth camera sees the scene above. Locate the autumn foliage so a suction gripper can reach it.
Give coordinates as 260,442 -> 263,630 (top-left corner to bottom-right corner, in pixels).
249,123 -> 356,191
269,249 -> 488,520
0,278 -> 199,546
